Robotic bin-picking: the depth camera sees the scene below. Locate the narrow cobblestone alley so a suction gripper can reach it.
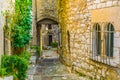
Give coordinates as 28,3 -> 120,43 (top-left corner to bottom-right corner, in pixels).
27,49 -> 90,80
1,0 -> 120,80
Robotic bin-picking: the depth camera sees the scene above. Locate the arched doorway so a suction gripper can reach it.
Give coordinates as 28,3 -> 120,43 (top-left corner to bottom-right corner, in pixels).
36,18 -> 60,55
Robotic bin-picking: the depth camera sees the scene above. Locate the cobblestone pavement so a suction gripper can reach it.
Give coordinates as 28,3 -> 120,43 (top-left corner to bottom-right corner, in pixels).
27,49 -> 90,80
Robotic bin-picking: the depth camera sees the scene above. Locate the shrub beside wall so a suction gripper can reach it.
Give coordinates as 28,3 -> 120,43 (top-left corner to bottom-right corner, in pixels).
0,52 -> 31,80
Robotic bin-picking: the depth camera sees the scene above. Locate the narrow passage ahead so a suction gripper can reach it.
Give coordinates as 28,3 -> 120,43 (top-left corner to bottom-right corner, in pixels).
27,49 -> 89,80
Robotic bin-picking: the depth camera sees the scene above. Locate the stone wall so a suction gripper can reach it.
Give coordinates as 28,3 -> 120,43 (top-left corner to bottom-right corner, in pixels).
32,0 -> 59,46
41,24 -> 58,47
31,0 -> 37,45
58,0 -> 69,63
59,0 -> 90,65
36,0 -> 58,22
59,0 -> 120,79
0,0 -> 13,64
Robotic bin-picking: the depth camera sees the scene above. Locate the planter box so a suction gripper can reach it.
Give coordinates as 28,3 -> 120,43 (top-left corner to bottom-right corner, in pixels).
0,76 -> 13,80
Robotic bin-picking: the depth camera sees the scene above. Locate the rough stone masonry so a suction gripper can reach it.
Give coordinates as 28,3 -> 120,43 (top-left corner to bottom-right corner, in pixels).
59,0 -> 120,80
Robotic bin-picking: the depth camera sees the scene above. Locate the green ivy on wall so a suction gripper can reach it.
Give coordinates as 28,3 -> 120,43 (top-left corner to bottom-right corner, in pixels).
11,0 -> 32,48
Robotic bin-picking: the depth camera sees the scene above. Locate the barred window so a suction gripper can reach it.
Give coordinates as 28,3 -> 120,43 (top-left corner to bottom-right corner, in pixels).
91,22 -> 117,66
105,23 -> 114,57
92,23 -> 101,56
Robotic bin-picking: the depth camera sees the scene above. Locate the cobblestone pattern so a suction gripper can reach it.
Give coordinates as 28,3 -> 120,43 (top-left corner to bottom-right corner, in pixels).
26,50 -> 89,80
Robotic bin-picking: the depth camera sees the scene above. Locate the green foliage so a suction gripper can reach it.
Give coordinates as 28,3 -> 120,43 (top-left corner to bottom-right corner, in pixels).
79,72 -> 83,76
11,0 -> 32,48
37,46 -> 41,55
50,42 -> 58,48
30,46 -> 41,54
1,53 -> 30,80
0,68 -> 7,77
19,51 -> 31,61
30,46 -> 38,49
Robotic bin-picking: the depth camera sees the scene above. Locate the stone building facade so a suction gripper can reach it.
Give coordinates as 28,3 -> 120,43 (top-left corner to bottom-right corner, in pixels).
59,0 -> 120,80
32,0 -> 59,50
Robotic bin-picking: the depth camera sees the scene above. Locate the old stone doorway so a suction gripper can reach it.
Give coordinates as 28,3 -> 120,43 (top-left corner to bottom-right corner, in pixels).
48,35 -> 52,46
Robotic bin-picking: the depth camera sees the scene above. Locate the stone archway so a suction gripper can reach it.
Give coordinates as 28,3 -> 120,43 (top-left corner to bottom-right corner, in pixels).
36,18 -> 59,52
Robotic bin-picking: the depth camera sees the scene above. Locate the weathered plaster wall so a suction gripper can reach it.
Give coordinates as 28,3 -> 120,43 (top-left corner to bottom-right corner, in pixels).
59,0 -> 120,79
0,0 -> 12,64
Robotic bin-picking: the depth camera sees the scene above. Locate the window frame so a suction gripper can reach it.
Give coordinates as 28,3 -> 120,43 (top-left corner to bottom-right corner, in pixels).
91,22 -> 117,67
104,23 -> 114,58
92,23 -> 101,57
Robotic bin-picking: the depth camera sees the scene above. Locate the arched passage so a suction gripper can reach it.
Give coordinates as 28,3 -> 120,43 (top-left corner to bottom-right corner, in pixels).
36,18 -> 59,52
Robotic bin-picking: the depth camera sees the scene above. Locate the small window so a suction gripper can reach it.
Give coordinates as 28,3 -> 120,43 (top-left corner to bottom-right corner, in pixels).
92,23 -> 101,56
105,23 -> 114,57
91,22 -> 117,66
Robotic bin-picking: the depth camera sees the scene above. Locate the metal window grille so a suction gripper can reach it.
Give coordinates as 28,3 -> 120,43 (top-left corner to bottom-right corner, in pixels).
92,23 -> 101,61
104,23 -> 114,65
91,22 -> 118,67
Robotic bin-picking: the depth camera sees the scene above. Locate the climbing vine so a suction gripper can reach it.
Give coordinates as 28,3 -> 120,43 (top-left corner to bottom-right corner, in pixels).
11,0 -> 32,48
